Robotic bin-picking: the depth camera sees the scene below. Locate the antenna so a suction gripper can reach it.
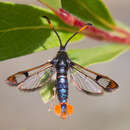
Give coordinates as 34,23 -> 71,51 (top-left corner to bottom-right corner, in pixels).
63,23 -> 92,49
43,16 -> 92,50
42,16 -> 63,49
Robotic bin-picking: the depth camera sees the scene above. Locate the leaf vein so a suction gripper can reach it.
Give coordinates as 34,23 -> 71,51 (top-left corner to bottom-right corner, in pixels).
77,0 -> 114,29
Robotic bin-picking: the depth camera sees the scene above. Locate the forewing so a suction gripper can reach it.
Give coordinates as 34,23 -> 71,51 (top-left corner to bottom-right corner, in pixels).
7,62 -> 56,91
7,62 -> 52,86
72,62 -> 119,92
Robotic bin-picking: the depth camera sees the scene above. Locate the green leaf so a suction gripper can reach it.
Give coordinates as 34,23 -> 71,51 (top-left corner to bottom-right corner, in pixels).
39,0 -> 61,10
40,81 -> 54,103
0,2 -> 83,61
61,0 -> 115,30
68,44 -> 129,67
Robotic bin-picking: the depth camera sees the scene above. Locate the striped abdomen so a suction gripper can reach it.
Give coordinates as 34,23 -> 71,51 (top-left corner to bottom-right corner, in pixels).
56,66 -> 68,112
56,68 -> 68,103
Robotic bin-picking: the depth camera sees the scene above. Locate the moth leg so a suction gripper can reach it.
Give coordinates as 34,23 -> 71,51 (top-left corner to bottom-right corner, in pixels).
48,86 -> 57,112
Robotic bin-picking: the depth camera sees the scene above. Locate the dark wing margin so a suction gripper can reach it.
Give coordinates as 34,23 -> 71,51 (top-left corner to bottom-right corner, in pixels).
70,62 -> 119,94
7,62 -> 54,91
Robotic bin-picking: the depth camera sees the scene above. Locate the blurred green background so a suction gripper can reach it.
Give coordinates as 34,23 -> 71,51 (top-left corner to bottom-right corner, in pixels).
0,0 -> 130,130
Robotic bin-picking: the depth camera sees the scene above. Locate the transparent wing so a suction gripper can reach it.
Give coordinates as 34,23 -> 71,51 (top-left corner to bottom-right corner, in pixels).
7,62 -> 55,91
70,62 -> 119,95
18,67 -> 55,91
70,68 -> 103,95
